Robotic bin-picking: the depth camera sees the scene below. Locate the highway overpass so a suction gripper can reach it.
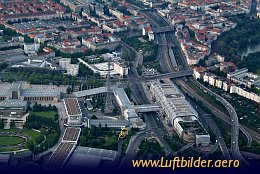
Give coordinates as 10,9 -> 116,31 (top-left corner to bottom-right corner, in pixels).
153,26 -> 175,33
146,69 -> 193,80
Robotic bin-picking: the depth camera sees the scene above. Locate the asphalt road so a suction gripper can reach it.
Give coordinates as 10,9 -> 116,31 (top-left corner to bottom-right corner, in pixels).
192,79 -> 249,164
119,67 -> 175,169
184,92 -> 230,159
177,78 -> 251,165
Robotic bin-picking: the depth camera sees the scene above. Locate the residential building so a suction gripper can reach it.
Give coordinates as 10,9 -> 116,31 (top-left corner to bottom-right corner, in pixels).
113,62 -> 128,77
24,43 -> 40,55
59,58 -> 79,76
82,34 -> 120,51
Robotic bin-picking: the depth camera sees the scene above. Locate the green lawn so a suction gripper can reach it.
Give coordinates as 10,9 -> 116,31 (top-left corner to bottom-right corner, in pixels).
30,111 -> 57,120
0,128 -> 19,133
0,136 -> 25,146
22,129 -> 41,143
0,128 -> 41,145
104,135 -> 117,146
0,147 -> 20,152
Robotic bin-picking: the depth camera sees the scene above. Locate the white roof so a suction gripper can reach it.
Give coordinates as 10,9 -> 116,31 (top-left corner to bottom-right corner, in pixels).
73,87 -> 107,98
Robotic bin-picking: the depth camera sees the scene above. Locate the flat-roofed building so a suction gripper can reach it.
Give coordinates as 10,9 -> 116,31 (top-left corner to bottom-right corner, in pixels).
0,82 -> 61,102
0,154 -> 10,166
59,58 -> 71,70
59,58 -> 79,76
149,79 -> 210,146
113,87 -> 146,130
113,62 -> 128,77
0,81 -> 66,128
60,0 -> 92,12
0,99 -> 28,129
64,98 -> 82,126
0,48 -> 25,63
73,86 -> 107,99
227,68 -> 260,88
82,34 -> 120,51
67,64 -> 79,76
0,99 -> 27,115
65,146 -> 118,170
227,68 -> 248,79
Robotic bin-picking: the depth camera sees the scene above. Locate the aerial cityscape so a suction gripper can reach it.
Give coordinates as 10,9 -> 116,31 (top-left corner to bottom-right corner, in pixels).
0,0 -> 260,173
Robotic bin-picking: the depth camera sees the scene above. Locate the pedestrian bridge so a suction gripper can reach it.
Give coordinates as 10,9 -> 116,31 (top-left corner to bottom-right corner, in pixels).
135,104 -> 161,113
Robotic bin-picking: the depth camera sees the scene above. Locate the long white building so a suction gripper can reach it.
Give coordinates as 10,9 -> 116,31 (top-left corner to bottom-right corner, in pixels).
149,79 -> 210,146
113,87 -> 146,130
64,98 -> 82,126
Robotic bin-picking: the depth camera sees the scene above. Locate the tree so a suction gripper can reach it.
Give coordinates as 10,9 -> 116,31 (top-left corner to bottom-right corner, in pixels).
0,119 -> 4,129
124,86 -> 132,98
112,2 -> 119,8
26,140 -> 35,152
103,5 -> 111,16
67,86 -> 72,94
54,114 -> 59,121
10,120 -> 15,128
91,115 -> 98,119
0,62 -> 8,71
58,26 -> 66,31
122,50 -> 127,60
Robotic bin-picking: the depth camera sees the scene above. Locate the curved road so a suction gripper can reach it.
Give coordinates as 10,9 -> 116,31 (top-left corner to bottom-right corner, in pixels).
192,79 -> 249,164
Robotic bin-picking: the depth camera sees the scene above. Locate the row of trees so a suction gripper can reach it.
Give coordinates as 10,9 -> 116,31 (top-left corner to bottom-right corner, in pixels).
124,85 -> 132,99
163,134 -> 187,152
4,67 -> 78,85
52,46 -> 109,59
121,128 -> 139,153
31,103 -> 57,112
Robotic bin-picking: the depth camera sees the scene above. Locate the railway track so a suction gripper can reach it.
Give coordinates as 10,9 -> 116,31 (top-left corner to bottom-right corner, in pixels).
142,11 -> 177,72
142,11 -> 188,72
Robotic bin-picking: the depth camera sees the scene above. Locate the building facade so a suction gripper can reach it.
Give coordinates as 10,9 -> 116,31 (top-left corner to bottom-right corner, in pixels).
149,79 -> 210,146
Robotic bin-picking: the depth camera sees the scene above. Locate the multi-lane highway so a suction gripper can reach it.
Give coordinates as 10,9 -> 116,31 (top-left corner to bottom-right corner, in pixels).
184,93 -> 230,158
176,78 -> 253,164
142,11 -> 177,72
119,67 -> 174,168
142,10 -> 188,71
145,69 -> 193,80
192,79 -> 249,164
122,2 -> 252,166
